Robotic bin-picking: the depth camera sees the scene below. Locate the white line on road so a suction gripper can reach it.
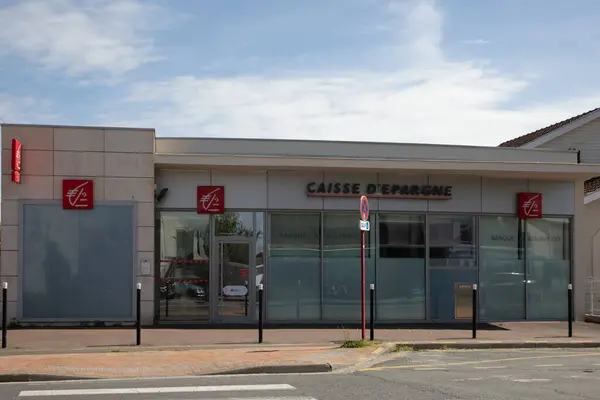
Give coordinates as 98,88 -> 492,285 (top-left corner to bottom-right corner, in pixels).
18,384 -> 295,397
535,364 -> 563,367
512,379 -> 551,383
474,366 -> 507,370
158,398 -> 316,400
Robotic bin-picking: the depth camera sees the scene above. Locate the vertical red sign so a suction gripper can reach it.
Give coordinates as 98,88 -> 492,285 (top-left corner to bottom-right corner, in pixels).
197,186 -> 225,214
62,180 -> 94,210
11,138 -> 22,184
517,193 -> 542,219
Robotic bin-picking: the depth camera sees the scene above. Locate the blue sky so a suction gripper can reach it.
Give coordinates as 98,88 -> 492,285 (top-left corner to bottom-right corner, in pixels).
0,0 -> 599,146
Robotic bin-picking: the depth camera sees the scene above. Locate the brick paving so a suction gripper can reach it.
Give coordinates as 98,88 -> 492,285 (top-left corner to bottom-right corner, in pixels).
1,322 -> 599,379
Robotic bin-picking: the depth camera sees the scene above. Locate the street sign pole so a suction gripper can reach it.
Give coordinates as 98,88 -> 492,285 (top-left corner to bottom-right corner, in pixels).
359,196 -> 369,341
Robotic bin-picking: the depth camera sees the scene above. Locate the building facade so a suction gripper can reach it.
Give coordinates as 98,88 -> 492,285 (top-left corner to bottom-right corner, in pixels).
2,124 -> 599,325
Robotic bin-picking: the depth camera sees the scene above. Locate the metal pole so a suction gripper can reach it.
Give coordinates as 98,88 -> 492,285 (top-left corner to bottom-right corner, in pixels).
2,282 -> 7,349
369,284 -> 375,341
258,283 -> 264,344
590,277 -> 594,316
136,283 -> 141,346
472,284 -> 478,339
244,281 -> 249,317
360,231 -> 366,340
568,283 -> 573,338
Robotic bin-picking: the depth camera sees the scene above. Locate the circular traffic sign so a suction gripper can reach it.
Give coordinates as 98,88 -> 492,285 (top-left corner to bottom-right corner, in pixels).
360,195 -> 369,221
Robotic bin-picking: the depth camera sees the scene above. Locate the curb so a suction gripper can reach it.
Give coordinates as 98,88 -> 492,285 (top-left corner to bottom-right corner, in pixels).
0,374 -> 98,383
208,363 -> 333,375
394,341 -> 600,350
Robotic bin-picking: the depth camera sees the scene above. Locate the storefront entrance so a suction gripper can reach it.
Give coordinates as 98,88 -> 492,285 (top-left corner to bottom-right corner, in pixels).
211,236 -> 257,322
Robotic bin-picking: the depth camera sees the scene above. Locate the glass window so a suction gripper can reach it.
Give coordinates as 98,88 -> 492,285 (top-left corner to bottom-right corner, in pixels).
158,212 -> 210,321
478,216 -> 526,321
22,204 -> 134,320
215,212 -> 255,236
429,215 -> 476,267
267,213 -> 321,320
526,217 -> 571,320
377,214 -> 426,320
322,213 -> 374,321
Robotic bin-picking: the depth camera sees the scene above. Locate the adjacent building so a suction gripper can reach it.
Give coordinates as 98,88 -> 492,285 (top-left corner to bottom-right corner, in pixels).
1,122 -> 599,325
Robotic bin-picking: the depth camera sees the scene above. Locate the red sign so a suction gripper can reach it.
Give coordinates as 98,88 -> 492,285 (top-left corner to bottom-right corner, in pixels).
360,195 -> 369,221
517,193 -> 542,219
11,138 -> 22,183
197,186 -> 225,214
62,180 -> 94,210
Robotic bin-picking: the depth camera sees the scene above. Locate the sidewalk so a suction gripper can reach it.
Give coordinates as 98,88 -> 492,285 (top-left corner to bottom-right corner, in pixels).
0,322 -> 599,381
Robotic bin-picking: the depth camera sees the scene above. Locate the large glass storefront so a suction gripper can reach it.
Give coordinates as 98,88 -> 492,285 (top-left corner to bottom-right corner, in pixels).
156,210 -> 572,323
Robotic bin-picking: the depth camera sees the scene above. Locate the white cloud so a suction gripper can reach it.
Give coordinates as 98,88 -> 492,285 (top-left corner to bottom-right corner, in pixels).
0,0 -> 163,77
0,93 -> 57,124
106,0 -> 600,146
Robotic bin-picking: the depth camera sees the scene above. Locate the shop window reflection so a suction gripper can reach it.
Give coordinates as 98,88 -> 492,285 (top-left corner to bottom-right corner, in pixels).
158,212 -> 210,321
215,212 -> 254,236
429,215 -> 476,267
377,214 -> 425,320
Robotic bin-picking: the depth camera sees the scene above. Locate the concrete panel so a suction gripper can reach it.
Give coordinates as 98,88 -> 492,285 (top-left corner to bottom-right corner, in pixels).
0,250 -> 18,275
1,200 -> 20,226
2,149 -> 53,176
137,252 -> 155,277
0,276 -> 19,302
1,125 -> 53,151
1,175 -> 53,200
138,277 -> 154,301
140,300 -> 154,325
105,153 -> 154,178
428,175 -> 482,213
378,173 -> 428,212
1,301 -> 17,321
54,151 -> 104,177
528,180 -> 575,215
211,170 -> 267,209
1,226 -> 18,251
137,202 -> 155,227
155,170 -> 211,209
105,177 -> 154,202
482,178 -> 529,214
105,129 -> 154,154
267,170 -> 324,210
137,226 -> 154,252
53,177 -> 105,201
54,127 -> 104,152
320,172 -> 379,210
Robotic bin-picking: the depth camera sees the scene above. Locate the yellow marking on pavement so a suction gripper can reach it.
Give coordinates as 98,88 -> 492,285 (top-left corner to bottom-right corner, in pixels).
535,364 -> 563,367
360,351 -> 600,371
474,366 -> 506,370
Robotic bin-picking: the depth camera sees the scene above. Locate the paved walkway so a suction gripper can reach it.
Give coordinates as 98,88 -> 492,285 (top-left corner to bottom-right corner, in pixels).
1,322 -> 598,351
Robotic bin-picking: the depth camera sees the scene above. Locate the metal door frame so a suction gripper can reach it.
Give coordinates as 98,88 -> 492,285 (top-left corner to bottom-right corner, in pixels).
211,236 -> 256,322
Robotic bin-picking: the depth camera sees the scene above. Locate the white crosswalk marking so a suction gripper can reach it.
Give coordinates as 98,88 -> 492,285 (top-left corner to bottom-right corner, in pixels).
18,383 -> 297,397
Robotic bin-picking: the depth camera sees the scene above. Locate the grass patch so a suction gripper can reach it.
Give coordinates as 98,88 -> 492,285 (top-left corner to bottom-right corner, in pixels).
340,339 -> 374,348
394,344 -> 416,352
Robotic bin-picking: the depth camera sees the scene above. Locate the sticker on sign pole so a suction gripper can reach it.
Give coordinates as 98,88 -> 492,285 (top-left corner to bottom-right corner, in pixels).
359,220 -> 370,231
360,195 -> 369,221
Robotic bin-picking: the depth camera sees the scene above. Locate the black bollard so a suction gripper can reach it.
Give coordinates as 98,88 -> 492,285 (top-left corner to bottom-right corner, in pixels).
568,283 -> 573,338
136,283 -> 141,346
472,283 -> 478,339
258,283 -> 264,344
2,282 -> 7,349
369,284 -> 375,341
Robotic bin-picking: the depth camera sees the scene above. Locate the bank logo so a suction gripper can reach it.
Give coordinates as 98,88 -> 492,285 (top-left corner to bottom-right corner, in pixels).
62,179 -> 94,210
517,192 -> 542,219
197,186 -> 225,214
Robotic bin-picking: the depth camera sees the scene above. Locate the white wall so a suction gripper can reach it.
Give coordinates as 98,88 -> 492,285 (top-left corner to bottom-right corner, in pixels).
0,125 -> 156,324
540,118 -> 600,164
157,169 -> 576,215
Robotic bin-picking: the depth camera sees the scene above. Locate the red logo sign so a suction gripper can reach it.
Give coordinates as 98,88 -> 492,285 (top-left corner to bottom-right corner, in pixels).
518,193 -> 542,219
11,138 -> 22,184
197,186 -> 225,214
62,180 -> 94,210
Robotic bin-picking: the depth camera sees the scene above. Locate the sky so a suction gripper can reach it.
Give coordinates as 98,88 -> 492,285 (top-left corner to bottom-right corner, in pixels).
1,0 -> 600,146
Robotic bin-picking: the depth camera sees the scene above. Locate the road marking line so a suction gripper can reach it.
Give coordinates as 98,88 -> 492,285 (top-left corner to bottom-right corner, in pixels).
360,351 -> 600,371
18,384 -> 295,397
413,367 -> 448,371
513,379 -> 551,383
535,364 -> 563,367
474,366 -> 506,370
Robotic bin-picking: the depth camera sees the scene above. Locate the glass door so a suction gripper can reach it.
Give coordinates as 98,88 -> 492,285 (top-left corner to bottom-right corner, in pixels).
212,237 -> 256,322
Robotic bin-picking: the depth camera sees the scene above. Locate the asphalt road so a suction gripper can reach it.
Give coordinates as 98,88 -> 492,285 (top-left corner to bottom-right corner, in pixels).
1,348 -> 600,399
